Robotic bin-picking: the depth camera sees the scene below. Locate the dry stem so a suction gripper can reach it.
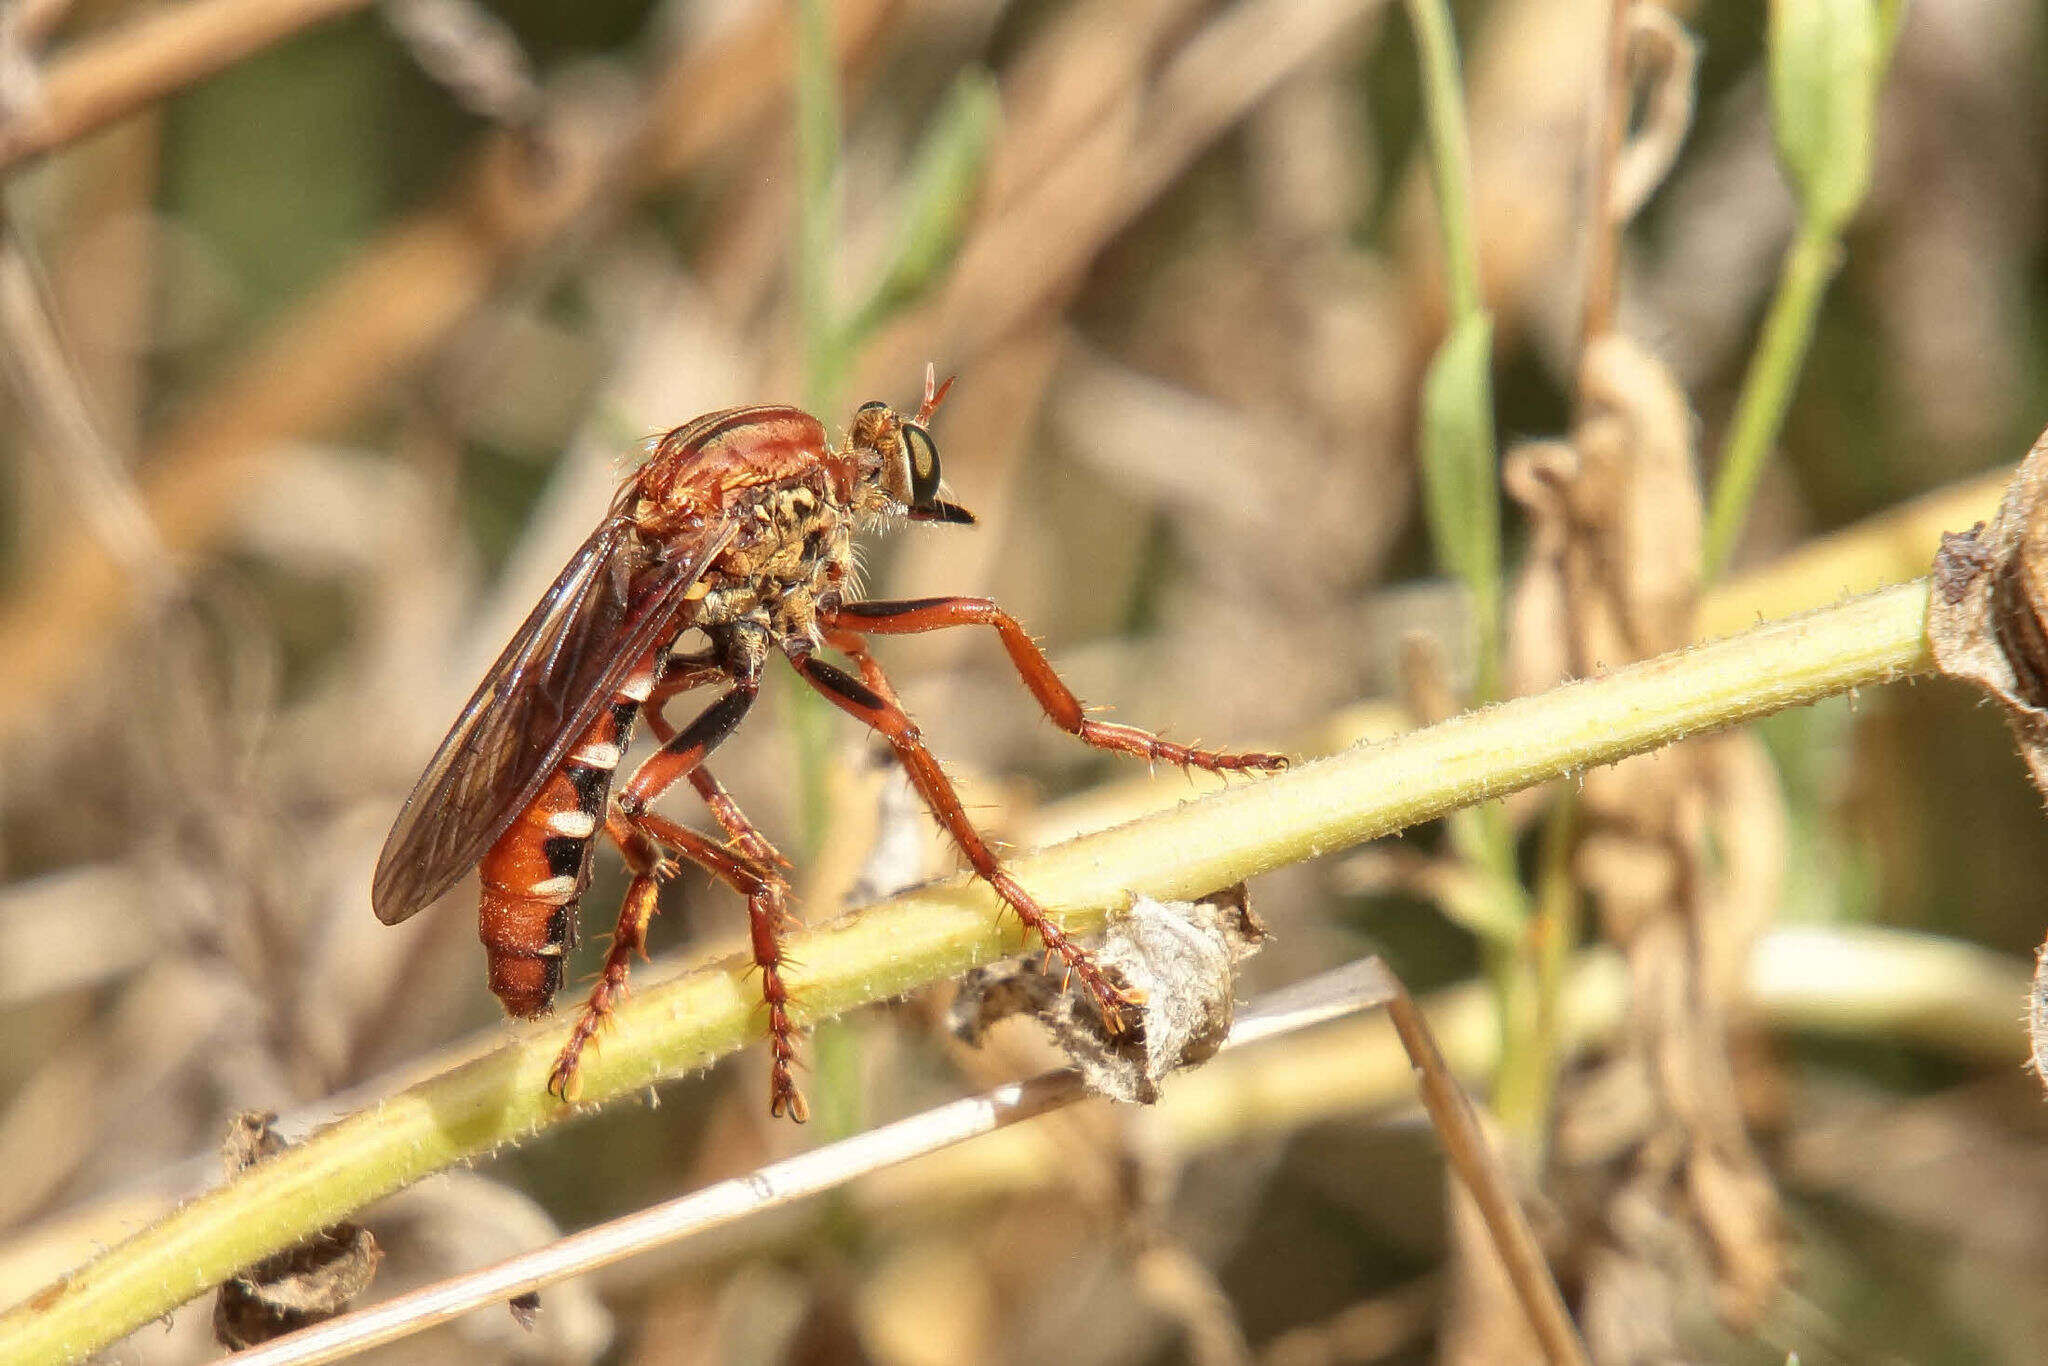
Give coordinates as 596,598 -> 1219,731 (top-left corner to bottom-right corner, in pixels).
1373,960 -> 1589,1365
0,0 -> 374,171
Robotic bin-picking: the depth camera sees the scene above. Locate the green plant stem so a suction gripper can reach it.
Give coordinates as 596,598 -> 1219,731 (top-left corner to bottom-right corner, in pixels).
836,69 -> 999,354
1442,800 -> 1539,1136
795,0 -> 838,416
1418,316 -> 1504,707
1876,0 -> 1909,62
1403,0 -> 1481,322
1402,0 -> 1524,1122
789,0 -> 865,1138
1405,0 -> 1501,705
1520,790 -> 1581,1152
789,0 -> 839,853
0,582 -> 1935,1363
1703,224 -> 1844,578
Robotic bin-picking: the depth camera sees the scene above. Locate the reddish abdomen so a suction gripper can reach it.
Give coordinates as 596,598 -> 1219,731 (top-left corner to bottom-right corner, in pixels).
477,693 -> 641,1018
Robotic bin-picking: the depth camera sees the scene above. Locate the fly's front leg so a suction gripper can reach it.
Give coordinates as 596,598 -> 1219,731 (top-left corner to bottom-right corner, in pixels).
821,626 -> 900,705
686,767 -> 793,872
790,648 -> 1136,1032
610,634 -> 762,853
636,808 -> 806,1122
616,668 -> 758,821
825,599 -> 1288,773
664,775 -> 805,1118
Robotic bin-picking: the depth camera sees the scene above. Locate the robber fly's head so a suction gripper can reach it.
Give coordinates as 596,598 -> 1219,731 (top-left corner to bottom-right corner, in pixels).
847,368 -> 975,527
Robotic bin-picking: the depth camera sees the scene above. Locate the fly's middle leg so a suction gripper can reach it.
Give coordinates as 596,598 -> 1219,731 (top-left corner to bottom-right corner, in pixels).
791,647 -> 1138,1034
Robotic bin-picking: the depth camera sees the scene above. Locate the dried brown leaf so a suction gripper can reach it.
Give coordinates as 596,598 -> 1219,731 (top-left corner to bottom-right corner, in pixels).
1505,322 -> 1786,1352
1576,335 -> 1703,661
1609,6 -> 1700,224
1504,438 -> 1579,699
1928,426 -> 2048,801
211,1113 -> 382,1350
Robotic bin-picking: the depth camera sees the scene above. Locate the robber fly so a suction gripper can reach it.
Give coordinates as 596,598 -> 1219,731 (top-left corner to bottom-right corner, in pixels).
372,368 -> 1287,1120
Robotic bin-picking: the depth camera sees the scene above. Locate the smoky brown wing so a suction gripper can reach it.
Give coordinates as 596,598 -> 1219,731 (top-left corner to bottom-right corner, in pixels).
371,515 -> 636,924
370,516 -> 733,925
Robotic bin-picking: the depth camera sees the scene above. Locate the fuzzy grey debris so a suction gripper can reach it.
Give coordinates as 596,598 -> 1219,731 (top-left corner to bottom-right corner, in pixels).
950,886 -> 1268,1103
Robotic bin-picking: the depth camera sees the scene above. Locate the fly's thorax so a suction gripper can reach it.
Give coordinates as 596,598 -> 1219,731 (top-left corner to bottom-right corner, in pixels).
632,405 -> 838,536
694,478 -> 851,630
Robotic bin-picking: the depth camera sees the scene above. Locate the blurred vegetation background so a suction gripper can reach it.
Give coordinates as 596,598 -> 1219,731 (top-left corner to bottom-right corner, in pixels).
0,0 -> 2045,1362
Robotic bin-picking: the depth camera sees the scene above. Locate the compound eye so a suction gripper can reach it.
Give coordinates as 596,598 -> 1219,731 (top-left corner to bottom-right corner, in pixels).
902,423 -> 941,506
855,400 -> 889,416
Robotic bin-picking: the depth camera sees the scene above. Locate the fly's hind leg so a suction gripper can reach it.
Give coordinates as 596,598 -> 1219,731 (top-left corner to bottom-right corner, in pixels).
632,808 -> 807,1123
548,807 -> 807,1121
